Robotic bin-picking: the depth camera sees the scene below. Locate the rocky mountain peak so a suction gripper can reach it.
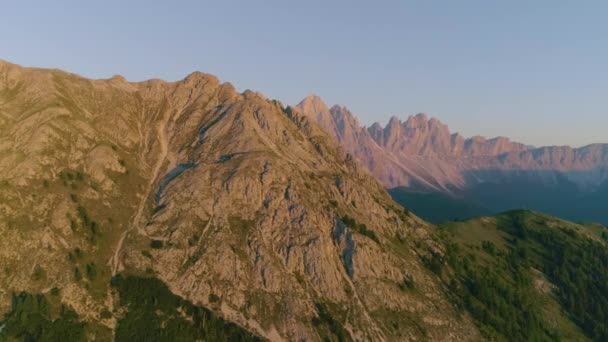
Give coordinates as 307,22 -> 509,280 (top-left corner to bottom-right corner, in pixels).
0,61 -> 481,341
109,74 -> 128,82
329,105 -> 360,126
181,71 -> 222,90
367,122 -> 385,145
404,113 -> 429,129
386,115 -> 401,128
297,95 -> 333,125
298,94 -> 329,112
295,95 -> 340,141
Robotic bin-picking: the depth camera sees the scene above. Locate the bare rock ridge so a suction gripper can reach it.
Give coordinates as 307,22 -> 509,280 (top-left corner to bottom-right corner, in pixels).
296,95 -> 608,193
0,61 -> 480,340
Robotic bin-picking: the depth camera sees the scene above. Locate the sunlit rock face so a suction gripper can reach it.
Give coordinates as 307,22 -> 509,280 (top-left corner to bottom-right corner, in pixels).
0,60 -> 480,341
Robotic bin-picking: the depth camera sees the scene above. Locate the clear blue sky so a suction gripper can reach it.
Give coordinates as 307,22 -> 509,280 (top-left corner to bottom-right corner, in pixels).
2,0 -> 607,147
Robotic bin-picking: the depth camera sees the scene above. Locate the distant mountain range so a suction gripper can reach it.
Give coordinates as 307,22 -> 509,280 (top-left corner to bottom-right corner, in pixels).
296,95 -> 608,224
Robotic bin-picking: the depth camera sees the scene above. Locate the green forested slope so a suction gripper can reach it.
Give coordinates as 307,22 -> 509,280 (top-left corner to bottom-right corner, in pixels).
436,210 -> 608,341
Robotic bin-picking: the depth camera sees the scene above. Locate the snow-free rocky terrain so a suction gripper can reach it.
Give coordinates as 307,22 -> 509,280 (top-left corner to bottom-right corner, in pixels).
0,60 -> 480,341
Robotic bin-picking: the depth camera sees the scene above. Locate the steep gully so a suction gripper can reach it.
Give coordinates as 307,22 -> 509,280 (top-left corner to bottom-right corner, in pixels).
110,110 -> 172,276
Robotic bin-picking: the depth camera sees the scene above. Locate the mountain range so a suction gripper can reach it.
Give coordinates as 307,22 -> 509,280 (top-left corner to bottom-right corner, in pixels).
296,95 -> 608,224
1,60 -> 607,341
0,59 -> 481,340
